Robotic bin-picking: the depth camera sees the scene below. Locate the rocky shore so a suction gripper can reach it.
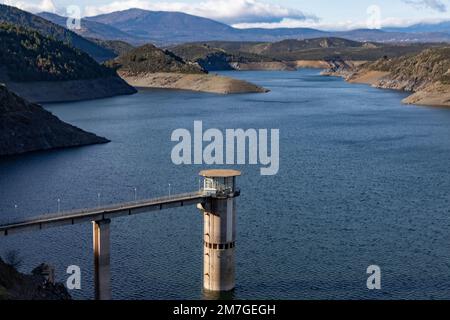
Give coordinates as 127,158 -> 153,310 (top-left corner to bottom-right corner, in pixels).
0,258 -> 71,300
321,48 -> 450,108
121,72 -> 269,94
294,60 -> 332,69
402,82 -> 450,106
347,74 -> 450,108
230,61 -> 295,71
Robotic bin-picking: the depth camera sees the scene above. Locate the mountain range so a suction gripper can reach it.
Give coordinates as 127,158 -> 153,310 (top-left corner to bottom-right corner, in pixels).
36,8 -> 450,45
37,11 -> 141,44
0,4 -> 115,62
383,21 -> 450,34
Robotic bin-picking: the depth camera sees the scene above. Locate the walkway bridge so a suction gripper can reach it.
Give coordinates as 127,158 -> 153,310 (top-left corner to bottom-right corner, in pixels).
0,191 -> 207,236
0,169 -> 242,300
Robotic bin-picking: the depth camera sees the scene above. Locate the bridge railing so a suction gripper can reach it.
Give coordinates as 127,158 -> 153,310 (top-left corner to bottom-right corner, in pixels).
0,191 -> 207,227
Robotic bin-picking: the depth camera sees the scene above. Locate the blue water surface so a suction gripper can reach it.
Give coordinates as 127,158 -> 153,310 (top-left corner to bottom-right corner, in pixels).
1,69 -> 450,299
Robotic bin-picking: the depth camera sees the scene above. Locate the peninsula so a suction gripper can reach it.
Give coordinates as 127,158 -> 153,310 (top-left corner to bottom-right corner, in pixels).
107,44 -> 268,94
0,84 -> 109,156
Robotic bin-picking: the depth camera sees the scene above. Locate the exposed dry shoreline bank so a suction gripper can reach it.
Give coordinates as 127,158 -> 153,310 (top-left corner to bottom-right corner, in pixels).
121,72 -> 269,94
342,71 -> 449,108
319,59 -> 450,108
3,77 -> 137,103
230,61 -> 295,71
294,60 -> 367,69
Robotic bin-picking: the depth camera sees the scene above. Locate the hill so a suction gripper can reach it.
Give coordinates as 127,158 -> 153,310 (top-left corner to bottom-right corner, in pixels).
89,39 -> 135,56
0,84 -> 109,156
0,23 -> 136,102
167,43 -> 291,71
37,12 -> 145,45
200,38 -> 436,61
0,4 -> 115,62
87,8 -> 236,45
109,43 -> 268,94
0,23 -> 115,82
168,44 -> 235,71
107,44 -> 206,75
364,47 -> 450,89
326,47 -> 450,107
257,37 -> 365,52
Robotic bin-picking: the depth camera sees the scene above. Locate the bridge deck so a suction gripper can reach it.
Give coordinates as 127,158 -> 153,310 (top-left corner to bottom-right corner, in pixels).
0,192 -> 208,237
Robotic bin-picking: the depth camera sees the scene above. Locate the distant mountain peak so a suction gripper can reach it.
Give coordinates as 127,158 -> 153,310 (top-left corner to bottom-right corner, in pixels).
0,4 -> 116,61
36,11 -> 140,44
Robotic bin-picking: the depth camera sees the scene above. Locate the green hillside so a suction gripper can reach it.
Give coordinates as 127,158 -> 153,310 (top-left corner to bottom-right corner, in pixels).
107,44 -> 205,75
0,4 -> 115,61
89,39 -> 135,56
0,23 -> 115,82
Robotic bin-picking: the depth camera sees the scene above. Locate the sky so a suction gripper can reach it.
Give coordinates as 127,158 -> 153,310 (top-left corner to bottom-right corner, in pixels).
2,0 -> 450,30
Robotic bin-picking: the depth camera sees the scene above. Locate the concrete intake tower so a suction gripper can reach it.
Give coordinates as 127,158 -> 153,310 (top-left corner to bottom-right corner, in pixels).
198,169 -> 241,292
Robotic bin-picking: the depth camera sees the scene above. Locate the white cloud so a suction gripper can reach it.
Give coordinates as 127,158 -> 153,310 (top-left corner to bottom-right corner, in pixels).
232,19 -> 354,30
232,16 -> 450,31
2,0 -> 56,13
402,0 -> 448,12
83,0 -> 317,24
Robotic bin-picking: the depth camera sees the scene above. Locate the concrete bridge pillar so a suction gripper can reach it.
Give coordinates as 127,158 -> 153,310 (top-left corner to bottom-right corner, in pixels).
92,219 -> 111,300
199,170 -> 241,292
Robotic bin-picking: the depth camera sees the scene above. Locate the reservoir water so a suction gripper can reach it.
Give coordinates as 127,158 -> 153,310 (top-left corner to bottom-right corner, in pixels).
1,69 -> 450,299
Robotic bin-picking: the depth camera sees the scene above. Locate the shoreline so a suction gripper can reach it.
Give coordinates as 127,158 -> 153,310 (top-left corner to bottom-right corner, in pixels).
120,72 -> 269,95
3,77 -> 137,104
319,63 -> 450,108
231,61 -> 296,71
